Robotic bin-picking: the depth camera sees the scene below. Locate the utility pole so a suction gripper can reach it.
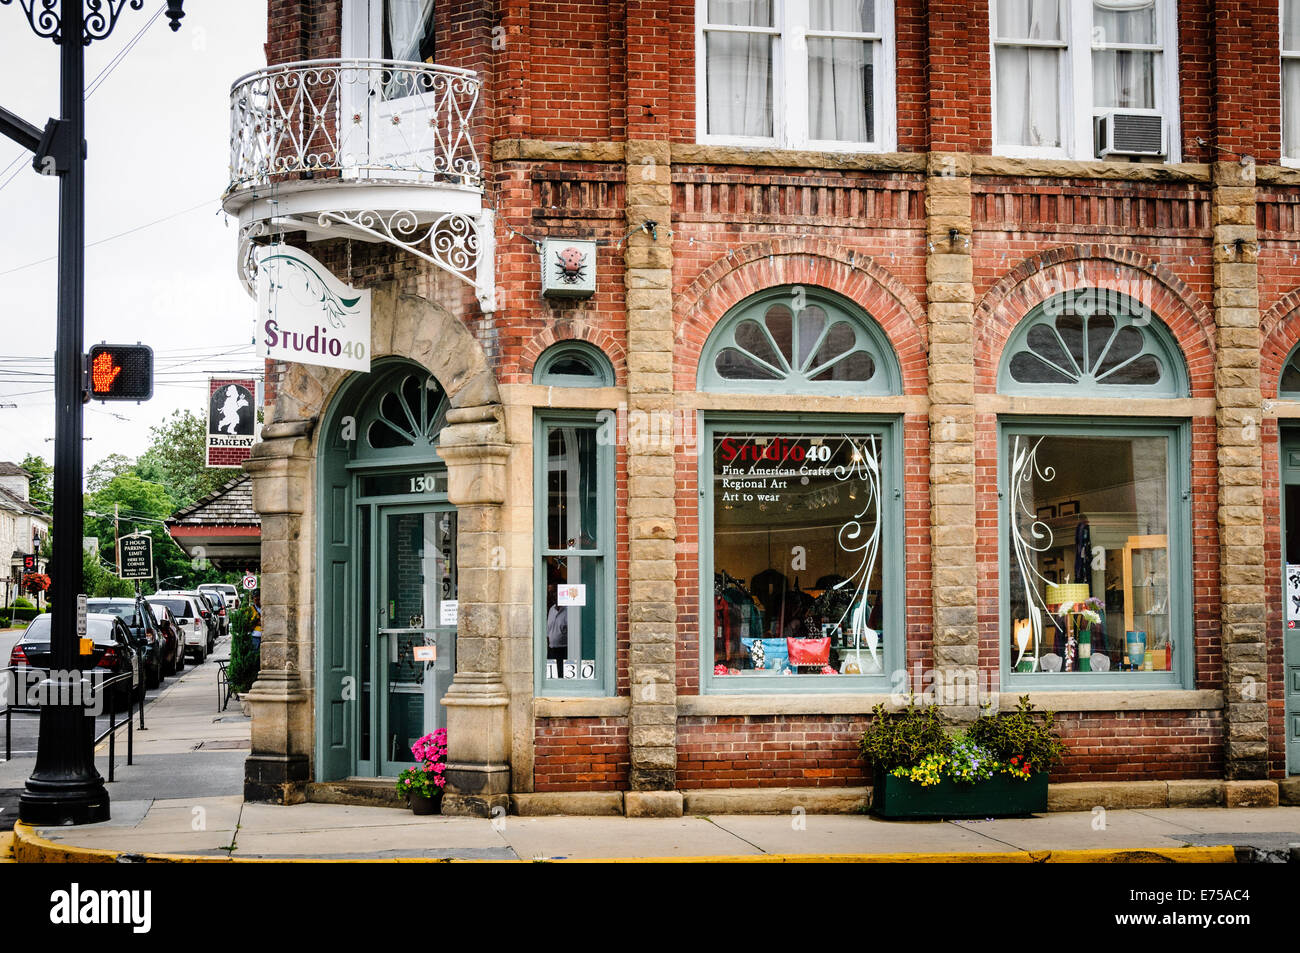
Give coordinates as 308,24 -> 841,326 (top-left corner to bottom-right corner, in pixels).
114,502 -> 120,577
0,0 -> 187,826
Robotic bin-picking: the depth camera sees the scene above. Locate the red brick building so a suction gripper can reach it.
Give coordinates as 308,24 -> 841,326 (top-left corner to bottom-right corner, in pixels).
232,0 -> 1299,814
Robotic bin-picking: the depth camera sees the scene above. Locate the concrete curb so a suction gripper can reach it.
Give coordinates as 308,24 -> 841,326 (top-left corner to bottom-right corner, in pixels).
12,823 -> 1238,864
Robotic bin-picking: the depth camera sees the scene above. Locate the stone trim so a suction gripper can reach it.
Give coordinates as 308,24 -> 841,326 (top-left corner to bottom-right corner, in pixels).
682,393 -> 928,415
624,139 -> 678,791
978,395 -> 1217,417
1211,161 -> 1268,781
926,152 -> 978,702
972,155 -> 1212,182
1255,165 -> 1300,185
677,690 -> 1223,716
500,383 -> 628,410
671,143 -> 928,172
534,697 -> 632,718
492,139 -> 626,162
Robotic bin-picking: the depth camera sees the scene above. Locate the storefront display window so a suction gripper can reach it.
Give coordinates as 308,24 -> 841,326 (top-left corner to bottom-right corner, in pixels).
702,420 -> 902,691
1001,421 -> 1191,687
535,413 -> 615,696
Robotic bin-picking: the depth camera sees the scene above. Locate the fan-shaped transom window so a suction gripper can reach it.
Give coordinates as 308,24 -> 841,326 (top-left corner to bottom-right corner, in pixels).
349,363 -> 450,464
534,341 -> 615,388
699,286 -> 901,394
998,289 -> 1188,398
1280,342 -> 1300,399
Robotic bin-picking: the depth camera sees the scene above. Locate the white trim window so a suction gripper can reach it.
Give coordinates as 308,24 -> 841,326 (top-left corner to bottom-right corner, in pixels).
697,0 -> 897,152
1284,0 -> 1300,165
991,0 -> 1181,161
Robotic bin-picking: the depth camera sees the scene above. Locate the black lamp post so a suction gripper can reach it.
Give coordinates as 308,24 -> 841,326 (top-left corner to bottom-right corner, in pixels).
0,0 -> 184,826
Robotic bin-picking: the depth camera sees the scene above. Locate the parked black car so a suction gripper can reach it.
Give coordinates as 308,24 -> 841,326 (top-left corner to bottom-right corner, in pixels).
9,612 -> 142,708
86,598 -> 168,689
150,603 -> 186,676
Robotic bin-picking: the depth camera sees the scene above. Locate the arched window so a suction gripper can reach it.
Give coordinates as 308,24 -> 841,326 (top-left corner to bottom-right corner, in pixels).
699,286 -> 901,394
998,289 -> 1188,398
1280,341 -> 1300,399
533,341 -> 615,388
337,361 -> 451,466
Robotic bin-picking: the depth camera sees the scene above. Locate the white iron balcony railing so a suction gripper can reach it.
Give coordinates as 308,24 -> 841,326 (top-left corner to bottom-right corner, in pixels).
226,58 -> 482,194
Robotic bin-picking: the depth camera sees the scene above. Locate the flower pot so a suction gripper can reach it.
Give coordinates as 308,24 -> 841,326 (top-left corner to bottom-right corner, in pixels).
871,766 -> 1049,819
408,792 -> 442,815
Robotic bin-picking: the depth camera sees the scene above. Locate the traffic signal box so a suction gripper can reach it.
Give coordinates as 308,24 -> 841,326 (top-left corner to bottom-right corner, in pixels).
85,344 -> 153,402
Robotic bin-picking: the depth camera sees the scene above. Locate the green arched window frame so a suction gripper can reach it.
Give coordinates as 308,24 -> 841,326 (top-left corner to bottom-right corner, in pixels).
343,361 -> 451,467
698,285 -> 902,395
1279,341 -> 1300,399
533,341 -> 615,388
997,289 -> 1189,398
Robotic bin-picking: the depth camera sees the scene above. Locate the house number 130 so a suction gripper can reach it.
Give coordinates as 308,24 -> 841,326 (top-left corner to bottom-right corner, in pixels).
409,474 -> 437,492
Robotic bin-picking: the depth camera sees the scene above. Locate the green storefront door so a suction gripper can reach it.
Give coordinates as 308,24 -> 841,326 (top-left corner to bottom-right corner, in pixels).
1282,433 -> 1300,774
373,504 -> 458,777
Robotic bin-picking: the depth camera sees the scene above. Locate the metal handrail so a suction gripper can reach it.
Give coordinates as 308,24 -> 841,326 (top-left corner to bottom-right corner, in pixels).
226,57 -> 482,195
1,665 -> 138,780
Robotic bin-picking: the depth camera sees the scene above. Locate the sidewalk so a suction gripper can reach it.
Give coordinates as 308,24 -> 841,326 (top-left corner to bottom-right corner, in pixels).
10,655 -> 1300,862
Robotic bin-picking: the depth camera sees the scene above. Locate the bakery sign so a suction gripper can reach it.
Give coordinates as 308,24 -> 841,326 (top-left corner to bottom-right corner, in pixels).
256,244 -> 371,372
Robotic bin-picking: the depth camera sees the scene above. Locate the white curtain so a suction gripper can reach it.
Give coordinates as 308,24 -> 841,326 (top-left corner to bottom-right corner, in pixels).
808,1 -> 874,142
1284,1 -> 1300,159
386,0 -> 435,62
995,0 -> 1062,147
706,0 -> 774,137
1092,0 -> 1155,109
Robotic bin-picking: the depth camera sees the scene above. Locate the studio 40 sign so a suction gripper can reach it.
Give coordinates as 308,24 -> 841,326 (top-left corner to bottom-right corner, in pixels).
256,244 -> 371,373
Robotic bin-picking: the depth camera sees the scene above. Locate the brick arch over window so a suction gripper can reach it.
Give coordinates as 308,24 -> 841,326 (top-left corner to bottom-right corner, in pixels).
1259,289 -> 1300,400
520,325 -> 627,387
675,238 -> 927,395
973,245 -> 1215,399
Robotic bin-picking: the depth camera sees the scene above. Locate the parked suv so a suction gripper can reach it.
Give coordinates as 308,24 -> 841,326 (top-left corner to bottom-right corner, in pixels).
198,583 -> 240,613
86,597 -> 172,689
148,592 -> 212,663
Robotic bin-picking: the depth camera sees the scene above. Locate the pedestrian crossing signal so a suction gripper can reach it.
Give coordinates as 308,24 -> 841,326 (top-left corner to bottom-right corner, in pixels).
86,344 -> 153,402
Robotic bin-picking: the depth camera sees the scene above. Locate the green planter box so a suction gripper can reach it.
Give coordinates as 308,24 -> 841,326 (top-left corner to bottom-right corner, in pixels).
871,767 -> 1049,819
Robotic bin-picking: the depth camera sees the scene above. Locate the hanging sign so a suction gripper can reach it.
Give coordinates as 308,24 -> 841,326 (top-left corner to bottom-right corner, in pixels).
119,534 -> 153,580
207,377 -> 258,468
256,244 -> 371,372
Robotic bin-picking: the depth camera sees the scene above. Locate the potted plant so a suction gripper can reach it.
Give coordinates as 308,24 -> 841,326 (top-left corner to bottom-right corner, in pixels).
860,696 -> 1064,819
395,729 -> 448,815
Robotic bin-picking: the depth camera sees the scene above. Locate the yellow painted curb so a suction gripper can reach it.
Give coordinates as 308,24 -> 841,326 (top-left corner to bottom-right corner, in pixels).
0,832 -> 14,863
11,824 -> 1236,864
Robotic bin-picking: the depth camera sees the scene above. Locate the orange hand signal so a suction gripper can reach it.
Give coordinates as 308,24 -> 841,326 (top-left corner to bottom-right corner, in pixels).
91,350 -> 122,393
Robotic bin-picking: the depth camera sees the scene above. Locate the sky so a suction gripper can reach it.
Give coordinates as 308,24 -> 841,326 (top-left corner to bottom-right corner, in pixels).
0,2 -> 267,475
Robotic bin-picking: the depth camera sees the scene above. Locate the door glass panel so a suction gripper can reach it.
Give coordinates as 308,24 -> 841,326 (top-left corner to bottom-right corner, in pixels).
359,506 -> 371,762
378,506 -> 456,774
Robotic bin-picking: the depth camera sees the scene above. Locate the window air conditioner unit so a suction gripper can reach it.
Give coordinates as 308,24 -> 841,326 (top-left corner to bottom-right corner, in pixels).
1095,111 -> 1166,158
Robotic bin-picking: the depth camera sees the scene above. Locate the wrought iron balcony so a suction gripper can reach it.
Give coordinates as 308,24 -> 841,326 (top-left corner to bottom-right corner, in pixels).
224,58 -> 495,311
226,58 -> 481,192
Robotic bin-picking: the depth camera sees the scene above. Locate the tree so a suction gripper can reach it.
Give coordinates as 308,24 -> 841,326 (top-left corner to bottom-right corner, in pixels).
135,409 -> 232,508
86,453 -> 136,493
20,453 -> 53,515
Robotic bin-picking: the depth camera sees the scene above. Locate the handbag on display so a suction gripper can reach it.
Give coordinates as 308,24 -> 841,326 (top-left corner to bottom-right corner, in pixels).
786,637 -> 831,666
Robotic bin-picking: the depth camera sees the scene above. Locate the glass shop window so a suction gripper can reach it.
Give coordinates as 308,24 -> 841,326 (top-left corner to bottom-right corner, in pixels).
1004,429 -> 1187,679
709,430 -> 890,680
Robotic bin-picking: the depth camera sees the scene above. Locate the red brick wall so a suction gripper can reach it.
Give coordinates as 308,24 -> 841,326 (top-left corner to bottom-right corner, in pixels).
534,717 -> 630,791
677,716 -> 869,788
1050,711 -> 1224,782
